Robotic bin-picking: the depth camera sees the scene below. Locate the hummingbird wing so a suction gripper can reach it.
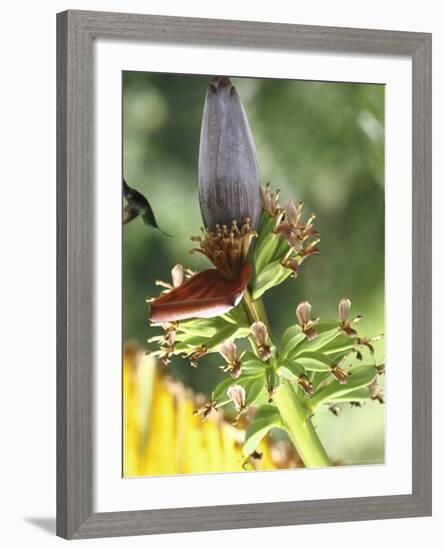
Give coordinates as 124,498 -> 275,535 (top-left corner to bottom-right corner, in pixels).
123,179 -> 171,236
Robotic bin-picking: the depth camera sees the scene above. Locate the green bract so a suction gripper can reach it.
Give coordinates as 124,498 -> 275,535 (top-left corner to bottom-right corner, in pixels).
213,371 -> 267,408
294,352 -> 332,372
243,405 -> 283,456
277,359 -> 305,381
307,365 -> 378,411
250,261 -> 292,300
175,323 -> 246,351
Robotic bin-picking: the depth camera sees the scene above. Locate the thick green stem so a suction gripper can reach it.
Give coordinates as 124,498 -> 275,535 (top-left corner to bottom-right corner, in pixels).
243,290 -> 270,356
274,380 -> 331,467
242,290 -> 331,468
243,290 -> 268,325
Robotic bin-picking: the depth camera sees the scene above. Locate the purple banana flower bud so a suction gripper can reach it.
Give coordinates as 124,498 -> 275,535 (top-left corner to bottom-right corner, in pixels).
149,78 -> 260,324
198,76 -> 261,230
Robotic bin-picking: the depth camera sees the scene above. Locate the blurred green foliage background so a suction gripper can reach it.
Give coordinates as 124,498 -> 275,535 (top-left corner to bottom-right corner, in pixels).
123,72 -> 385,466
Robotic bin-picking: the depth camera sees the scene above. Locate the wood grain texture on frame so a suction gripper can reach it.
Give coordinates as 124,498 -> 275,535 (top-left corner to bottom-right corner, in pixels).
56,10 -> 432,539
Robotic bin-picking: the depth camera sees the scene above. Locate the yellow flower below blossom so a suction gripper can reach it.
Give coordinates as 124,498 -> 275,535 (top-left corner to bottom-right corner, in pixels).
123,345 -> 294,477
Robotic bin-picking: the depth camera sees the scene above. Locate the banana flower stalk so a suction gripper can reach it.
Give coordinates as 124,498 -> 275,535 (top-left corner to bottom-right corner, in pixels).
150,77 -> 261,323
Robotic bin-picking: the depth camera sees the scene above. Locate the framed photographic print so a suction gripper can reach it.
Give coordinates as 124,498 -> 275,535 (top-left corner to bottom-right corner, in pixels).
57,10 -> 432,539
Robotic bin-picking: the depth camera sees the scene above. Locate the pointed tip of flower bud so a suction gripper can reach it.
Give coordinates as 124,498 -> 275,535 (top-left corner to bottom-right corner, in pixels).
199,76 -> 261,231
209,76 -> 233,93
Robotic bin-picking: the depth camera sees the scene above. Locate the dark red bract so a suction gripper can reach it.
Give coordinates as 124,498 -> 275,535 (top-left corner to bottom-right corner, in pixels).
149,263 -> 251,323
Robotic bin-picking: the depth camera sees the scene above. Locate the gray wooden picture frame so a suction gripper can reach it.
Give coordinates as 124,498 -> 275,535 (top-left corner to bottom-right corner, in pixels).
57,9 -> 432,539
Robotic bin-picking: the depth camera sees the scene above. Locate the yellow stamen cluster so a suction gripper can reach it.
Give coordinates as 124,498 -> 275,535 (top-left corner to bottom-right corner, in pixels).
190,220 -> 256,279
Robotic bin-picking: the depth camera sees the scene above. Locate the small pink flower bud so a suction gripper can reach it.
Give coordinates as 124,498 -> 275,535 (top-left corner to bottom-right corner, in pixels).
250,321 -> 268,346
250,321 -> 272,360
219,340 -> 243,378
338,297 -> 362,337
296,301 -> 312,325
296,301 -> 319,341
171,264 -> 184,288
338,297 -> 351,323
285,200 -> 299,227
219,340 -> 238,364
227,384 -> 246,412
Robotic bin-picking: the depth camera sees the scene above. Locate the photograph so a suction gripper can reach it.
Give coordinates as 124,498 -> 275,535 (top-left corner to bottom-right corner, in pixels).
122,72 -> 385,477
0,1 -> 435,545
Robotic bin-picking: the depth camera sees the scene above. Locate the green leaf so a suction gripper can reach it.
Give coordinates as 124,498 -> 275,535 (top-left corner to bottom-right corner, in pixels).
212,377 -> 240,404
253,227 -> 289,274
213,371 -> 264,404
257,210 -> 273,234
176,324 -> 248,354
292,322 -> 341,356
322,332 -> 358,355
308,365 -> 378,411
221,302 -> 249,326
281,325 -> 306,357
243,377 -> 267,406
203,324 -> 246,352
273,234 -> 291,258
295,351 -> 332,372
251,261 -> 292,299
241,352 -> 267,375
327,350 -> 355,364
177,317 -> 229,338
277,358 -> 305,381
254,232 -> 279,272
251,261 -> 284,298
309,370 -> 325,389
278,367 -> 297,381
315,320 -> 340,332
243,405 -> 282,455
265,366 -> 280,392
329,387 -> 371,403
